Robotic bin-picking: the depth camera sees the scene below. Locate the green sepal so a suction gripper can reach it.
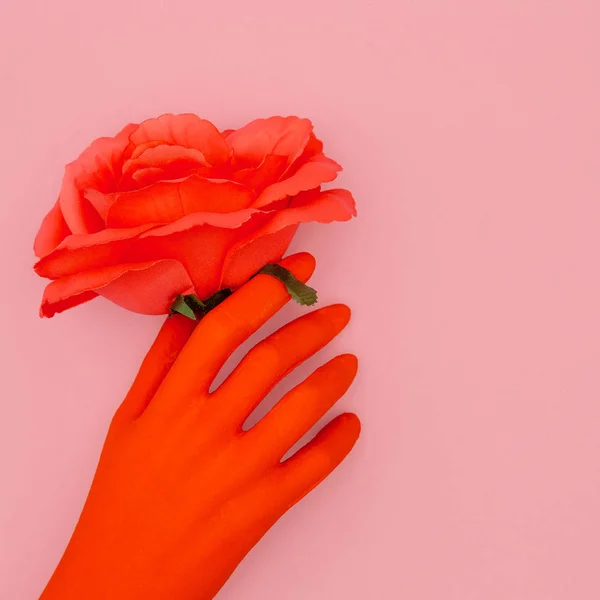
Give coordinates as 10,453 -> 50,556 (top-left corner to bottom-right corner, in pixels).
203,288 -> 233,311
258,264 -> 318,306
169,289 -> 233,321
170,294 -> 197,320
183,295 -> 206,313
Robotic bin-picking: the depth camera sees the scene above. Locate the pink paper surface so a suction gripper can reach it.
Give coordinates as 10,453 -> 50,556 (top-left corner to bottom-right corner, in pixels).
1,1 -> 600,598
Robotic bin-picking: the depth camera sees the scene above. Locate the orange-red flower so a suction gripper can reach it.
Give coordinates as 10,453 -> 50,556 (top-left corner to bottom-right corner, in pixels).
34,114 -> 356,317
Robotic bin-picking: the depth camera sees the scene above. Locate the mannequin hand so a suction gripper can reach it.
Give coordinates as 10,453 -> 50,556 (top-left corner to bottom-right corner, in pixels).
40,253 -> 360,600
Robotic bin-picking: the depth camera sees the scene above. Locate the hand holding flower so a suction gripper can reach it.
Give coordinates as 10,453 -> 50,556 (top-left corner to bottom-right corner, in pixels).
40,253 -> 360,600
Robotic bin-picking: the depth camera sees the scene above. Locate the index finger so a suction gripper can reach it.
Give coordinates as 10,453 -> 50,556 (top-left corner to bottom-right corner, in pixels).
151,252 -> 316,409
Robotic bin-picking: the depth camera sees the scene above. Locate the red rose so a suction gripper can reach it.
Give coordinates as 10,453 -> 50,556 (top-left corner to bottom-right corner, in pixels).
33,114 -> 356,317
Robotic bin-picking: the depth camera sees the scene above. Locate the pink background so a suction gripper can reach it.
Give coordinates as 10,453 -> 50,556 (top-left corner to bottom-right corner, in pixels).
1,1 -> 600,598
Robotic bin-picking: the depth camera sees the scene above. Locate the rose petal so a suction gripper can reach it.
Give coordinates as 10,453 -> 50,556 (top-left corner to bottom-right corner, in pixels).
129,168 -> 166,187
140,210 -> 270,298
34,224 -> 158,279
40,290 -> 98,318
59,123 -> 138,234
253,154 -> 342,208
126,148 -> 208,173
40,259 -> 194,317
122,145 -> 209,180
84,189 -> 111,221
220,188 -> 356,284
99,260 -> 195,315
34,200 -> 72,258
289,188 -> 357,220
34,210 -> 260,282
143,227 -> 241,300
220,225 -> 299,290
296,132 -> 324,162
130,114 -> 229,166
230,154 -> 289,192
226,117 -> 313,168
129,140 -> 164,160
139,208 -> 259,238
106,177 -> 256,228
281,131 -> 328,179
242,188 -> 356,243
